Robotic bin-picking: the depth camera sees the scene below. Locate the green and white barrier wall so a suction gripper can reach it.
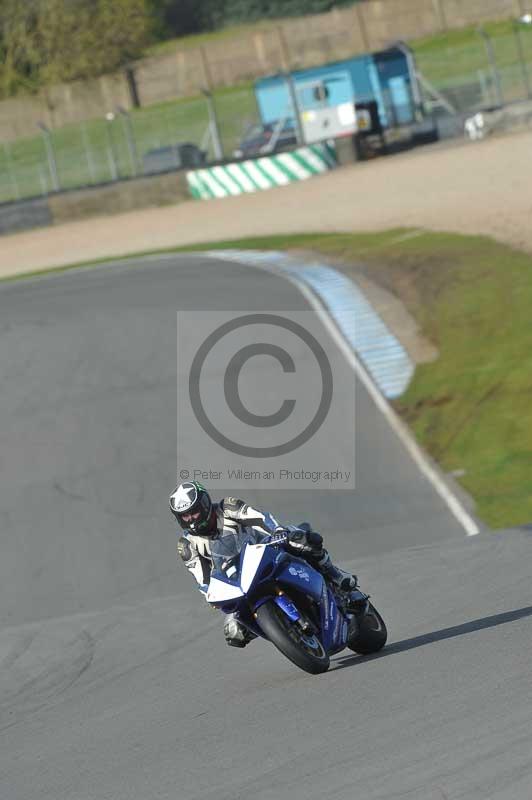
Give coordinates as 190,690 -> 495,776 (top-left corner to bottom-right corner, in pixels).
186,142 -> 337,200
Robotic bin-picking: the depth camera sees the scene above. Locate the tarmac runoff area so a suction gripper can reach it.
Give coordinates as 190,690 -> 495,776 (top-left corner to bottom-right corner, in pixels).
1,252 -> 532,798
2,128 -> 532,278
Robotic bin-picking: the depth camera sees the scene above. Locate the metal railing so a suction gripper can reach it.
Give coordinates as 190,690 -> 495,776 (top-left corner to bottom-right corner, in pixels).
0,87 -> 261,204
415,23 -> 532,116
2,24 -> 532,205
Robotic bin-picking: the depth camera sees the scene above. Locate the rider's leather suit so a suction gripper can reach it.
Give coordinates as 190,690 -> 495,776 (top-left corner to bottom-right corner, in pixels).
177,497 -> 354,646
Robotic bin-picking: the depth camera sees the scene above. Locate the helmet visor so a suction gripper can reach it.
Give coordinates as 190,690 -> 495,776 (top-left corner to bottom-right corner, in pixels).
181,510 -> 203,525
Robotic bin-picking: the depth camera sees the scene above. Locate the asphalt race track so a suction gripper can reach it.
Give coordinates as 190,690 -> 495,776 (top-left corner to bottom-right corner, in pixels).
1,254 -> 531,800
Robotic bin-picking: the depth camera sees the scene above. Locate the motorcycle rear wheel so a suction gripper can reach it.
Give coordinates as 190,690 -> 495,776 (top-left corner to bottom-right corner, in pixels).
347,602 -> 387,655
256,600 -> 330,675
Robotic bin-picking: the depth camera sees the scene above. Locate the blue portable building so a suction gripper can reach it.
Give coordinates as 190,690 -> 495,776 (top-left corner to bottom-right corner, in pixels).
254,46 -> 415,132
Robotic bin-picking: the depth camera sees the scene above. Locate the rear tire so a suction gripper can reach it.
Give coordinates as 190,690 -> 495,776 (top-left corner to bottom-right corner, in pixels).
347,602 -> 387,655
255,600 -> 330,675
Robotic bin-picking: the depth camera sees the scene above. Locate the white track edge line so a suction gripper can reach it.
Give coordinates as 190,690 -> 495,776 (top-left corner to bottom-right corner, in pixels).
208,251 -> 480,538
33,247 -> 480,538
291,278 -> 480,538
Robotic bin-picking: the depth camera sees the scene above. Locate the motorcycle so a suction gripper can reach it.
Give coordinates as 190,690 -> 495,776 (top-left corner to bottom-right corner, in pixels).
206,528 -> 387,674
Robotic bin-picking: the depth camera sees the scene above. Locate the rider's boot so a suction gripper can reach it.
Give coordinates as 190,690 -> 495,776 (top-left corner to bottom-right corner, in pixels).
345,588 -> 370,615
287,529 -> 358,594
224,614 -> 256,648
315,550 -> 358,592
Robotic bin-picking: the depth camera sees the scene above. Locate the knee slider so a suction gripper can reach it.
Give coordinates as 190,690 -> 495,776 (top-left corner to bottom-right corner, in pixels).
224,618 -> 247,647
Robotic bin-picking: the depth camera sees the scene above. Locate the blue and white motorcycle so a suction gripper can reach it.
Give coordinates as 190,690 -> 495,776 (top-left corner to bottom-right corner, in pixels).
207,527 -> 387,675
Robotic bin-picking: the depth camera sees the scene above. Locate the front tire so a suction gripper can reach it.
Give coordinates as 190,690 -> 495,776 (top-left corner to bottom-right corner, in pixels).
255,600 -> 330,675
347,602 -> 387,655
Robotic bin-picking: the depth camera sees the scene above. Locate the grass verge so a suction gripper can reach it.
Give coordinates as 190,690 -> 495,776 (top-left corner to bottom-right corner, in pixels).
0,83 -> 257,203
4,228 -> 530,529
4,15 -> 532,204
180,229 -> 532,530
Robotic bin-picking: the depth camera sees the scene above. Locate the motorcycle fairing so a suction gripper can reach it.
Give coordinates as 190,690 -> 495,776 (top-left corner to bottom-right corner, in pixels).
240,543 -> 268,592
274,556 -> 325,602
207,540 -> 352,655
274,594 -> 301,622
319,584 -> 349,654
207,575 -> 244,604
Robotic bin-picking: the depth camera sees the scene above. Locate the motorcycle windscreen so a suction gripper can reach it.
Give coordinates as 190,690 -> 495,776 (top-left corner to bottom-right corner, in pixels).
275,559 -> 324,602
209,527 -> 270,573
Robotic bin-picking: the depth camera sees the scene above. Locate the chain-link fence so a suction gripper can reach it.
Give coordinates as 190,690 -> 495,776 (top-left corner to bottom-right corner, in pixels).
2,24 -> 532,205
415,25 -> 532,115
0,86 -> 261,204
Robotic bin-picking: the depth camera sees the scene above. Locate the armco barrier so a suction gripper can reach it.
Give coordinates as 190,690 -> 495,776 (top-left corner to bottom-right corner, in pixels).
186,143 -> 337,200
0,197 -> 52,235
0,170 -> 190,236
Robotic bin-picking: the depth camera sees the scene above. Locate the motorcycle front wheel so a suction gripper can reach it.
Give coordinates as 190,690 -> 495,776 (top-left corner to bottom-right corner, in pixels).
255,600 -> 330,675
347,602 -> 387,655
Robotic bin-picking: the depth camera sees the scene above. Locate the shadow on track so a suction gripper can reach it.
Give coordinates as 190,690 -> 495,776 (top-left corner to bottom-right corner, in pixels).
332,604 -> 532,670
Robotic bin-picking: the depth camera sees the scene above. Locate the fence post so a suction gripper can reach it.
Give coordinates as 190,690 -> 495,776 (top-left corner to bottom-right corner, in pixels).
285,72 -> 305,146
513,21 -> 532,98
3,142 -> 20,201
199,47 -> 213,92
38,166 -> 48,196
124,66 -> 141,109
477,70 -> 491,106
477,27 -> 504,107
105,112 -> 119,180
202,90 -> 224,162
253,33 -> 269,73
354,3 -> 370,52
118,107 -> 139,176
37,123 -> 60,192
81,122 -> 97,184
432,0 -> 447,32
176,51 -> 187,95
277,26 -> 291,71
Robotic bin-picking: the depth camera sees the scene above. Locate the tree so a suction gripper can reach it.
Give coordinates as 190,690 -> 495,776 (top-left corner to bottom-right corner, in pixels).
147,0 -> 223,38
0,0 -> 153,98
0,0 -> 362,98
90,0 -> 153,74
0,0 -> 40,96
148,0 -> 361,37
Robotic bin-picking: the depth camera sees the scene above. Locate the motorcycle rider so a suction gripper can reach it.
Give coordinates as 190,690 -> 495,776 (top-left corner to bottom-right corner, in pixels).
170,480 -> 357,648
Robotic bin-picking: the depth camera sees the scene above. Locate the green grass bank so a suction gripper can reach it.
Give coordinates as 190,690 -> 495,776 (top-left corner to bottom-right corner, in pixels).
179,229 -> 531,530
3,15 -> 532,203
8,228 -> 528,528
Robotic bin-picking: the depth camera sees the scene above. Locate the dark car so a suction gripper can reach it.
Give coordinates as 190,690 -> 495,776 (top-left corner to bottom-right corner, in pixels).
233,121 -> 298,159
142,143 -> 206,175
